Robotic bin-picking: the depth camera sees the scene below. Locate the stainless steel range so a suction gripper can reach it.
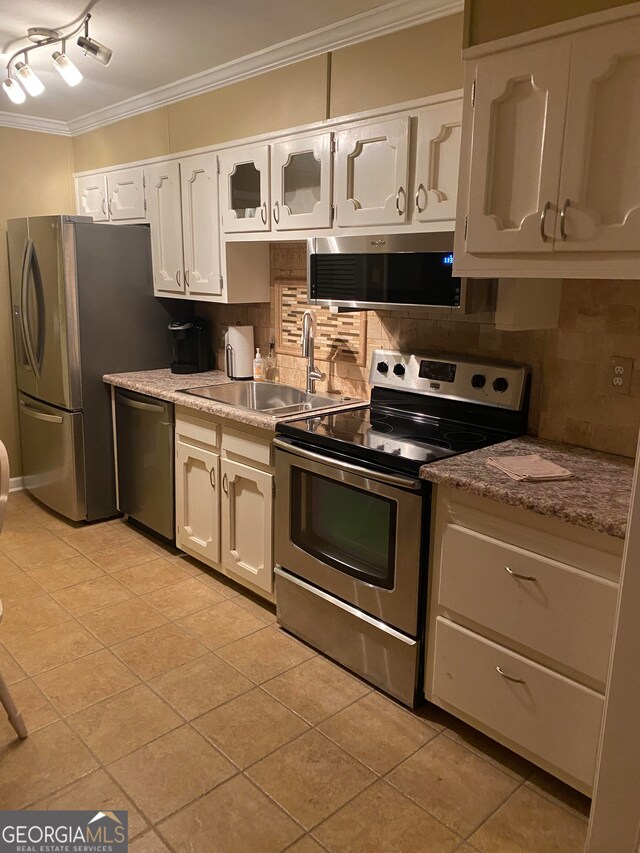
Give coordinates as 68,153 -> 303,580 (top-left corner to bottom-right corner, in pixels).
274,349 -> 531,706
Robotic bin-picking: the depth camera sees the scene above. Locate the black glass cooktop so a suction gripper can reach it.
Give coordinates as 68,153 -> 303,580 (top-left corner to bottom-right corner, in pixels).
277,403 -> 517,477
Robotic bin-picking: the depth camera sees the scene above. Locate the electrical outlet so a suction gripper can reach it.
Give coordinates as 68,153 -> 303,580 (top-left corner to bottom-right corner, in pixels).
608,356 -> 633,394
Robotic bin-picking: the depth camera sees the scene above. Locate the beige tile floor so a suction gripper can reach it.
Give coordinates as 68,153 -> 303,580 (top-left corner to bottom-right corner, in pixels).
0,491 -> 590,852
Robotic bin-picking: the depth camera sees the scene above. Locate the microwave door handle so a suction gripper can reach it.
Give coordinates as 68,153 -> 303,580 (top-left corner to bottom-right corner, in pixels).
272,437 -> 421,490
20,239 -> 40,377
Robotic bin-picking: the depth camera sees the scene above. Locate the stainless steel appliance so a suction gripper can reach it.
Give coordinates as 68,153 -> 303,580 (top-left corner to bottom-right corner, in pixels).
307,234 -> 495,313
274,349 -> 530,706
114,389 -> 174,540
8,215 -> 172,521
169,317 -> 212,374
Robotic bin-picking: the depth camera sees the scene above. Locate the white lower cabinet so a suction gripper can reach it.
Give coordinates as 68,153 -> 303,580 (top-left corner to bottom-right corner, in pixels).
426,486 -> 623,794
175,440 -> 221,564
175,409 -> 275,600
221,457 -> 274,595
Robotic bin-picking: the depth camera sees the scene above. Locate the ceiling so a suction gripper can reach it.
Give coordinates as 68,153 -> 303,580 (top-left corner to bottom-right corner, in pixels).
0,0 -> 457,132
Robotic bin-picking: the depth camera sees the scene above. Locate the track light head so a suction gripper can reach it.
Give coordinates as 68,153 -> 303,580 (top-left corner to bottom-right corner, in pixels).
77,35 -> 112,66
15,60 -> 45,96
2,77 -> 26,104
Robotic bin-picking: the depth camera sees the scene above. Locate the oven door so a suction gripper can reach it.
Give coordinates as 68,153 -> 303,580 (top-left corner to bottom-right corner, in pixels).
274,437 -> 424,637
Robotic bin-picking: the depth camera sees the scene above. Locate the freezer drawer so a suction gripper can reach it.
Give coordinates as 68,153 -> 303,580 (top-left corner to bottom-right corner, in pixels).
18,393 -> 86,521
115,389 -> 175,540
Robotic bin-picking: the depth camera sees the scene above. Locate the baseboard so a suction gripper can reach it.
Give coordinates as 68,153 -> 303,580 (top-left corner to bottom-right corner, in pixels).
9,477 -> 24,493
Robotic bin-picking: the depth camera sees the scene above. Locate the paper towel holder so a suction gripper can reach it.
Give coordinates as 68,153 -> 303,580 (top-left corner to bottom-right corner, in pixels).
224,323 -> 254,380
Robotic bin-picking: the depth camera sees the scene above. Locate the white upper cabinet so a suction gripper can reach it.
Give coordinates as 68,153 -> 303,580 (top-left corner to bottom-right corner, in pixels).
145,153 -> 220,298
465,41 -> 571,254
334,117 -> 410,227
413,101 -> 463,225
457,7 -> 640,276
107,167 -> 146,220
76,168 -> 146,222
77,174 -> 108,221
180,153 -> 221,296
145,160 -> 184,294
271,132 -> 333,230
219,144 -> 270,233
556,17 -> 640,252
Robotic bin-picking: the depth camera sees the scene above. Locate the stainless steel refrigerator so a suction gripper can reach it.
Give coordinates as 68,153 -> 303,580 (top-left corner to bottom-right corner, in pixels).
8,215 -> 173,522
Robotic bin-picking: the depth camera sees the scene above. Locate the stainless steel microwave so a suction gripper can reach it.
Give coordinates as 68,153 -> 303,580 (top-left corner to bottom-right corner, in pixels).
307,234 -> 495,314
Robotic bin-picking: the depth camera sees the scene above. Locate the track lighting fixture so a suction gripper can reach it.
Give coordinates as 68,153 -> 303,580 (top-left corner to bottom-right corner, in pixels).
3,14 -> 112,105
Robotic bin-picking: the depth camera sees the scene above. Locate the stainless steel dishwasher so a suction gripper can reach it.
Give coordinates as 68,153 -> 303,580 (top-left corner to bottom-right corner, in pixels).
114,388 -> 175,541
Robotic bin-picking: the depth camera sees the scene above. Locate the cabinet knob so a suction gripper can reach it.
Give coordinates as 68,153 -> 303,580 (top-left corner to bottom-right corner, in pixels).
415,182 -> 427,214
395,186 -> 406,216
175,270 -> 181,287
222,473 -> 229,494
101,198 -> 107,216
209,467 -> 216,488
185,269 -> 190,287
260,202 -> 267,225
273,200 -> 280,224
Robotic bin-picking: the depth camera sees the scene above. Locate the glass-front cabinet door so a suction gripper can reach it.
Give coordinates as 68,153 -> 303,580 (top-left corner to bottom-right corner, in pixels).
219,144 -> 270,233
334,117 -> 410,227
271,133 -> 333,230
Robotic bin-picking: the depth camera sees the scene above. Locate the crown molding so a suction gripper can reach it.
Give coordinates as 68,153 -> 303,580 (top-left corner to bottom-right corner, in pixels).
0,111 -> 71,135
0,0 -> 462,138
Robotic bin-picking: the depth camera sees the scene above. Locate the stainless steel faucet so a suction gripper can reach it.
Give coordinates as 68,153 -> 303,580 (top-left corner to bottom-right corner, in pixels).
302,309 -> 324,394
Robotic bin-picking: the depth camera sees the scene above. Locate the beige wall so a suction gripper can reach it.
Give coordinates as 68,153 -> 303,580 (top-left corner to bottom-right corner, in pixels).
72,19 -> 464,174
465,0 -> 638,47
73,109 -> 170,174
329,15 -> 464,117
0,128 -> 75,476
208,244 -> 640,459
168,56 -> 329,153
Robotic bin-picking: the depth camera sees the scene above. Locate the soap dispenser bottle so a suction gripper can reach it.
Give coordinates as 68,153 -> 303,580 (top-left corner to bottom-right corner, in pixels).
253,348 -> 264,381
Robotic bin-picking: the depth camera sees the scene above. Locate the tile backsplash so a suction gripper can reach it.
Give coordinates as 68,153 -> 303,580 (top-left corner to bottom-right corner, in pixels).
205,244 -> 640,459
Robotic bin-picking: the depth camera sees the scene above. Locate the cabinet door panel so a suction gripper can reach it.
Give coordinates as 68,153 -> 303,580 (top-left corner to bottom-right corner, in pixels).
557,18 -> 640,251
176,440 -> 220,564
413,102 -> 462,224
335,118 -> 409,227
272,133 -> 332,230
466,41 -> 571,253
221,458 -> 273,594
220,145 -> 270,233
107,168 -> 146,220
77,175 -> 108,221
180,153 -> 221,296
145,161 -> 185,295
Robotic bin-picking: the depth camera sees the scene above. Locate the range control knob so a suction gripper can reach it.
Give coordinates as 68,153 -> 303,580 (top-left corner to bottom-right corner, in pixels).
393,363 -> 406,377
471,373 -> 486,389
493,377 -> 509,393
376,361 -> 389,374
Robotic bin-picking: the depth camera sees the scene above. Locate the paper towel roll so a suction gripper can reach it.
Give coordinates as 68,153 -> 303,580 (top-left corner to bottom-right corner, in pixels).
225,325 -> 255,379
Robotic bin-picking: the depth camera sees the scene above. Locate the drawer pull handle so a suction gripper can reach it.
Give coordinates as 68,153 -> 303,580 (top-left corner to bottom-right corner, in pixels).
496,666 -> 526,684
505,566 -> 537,582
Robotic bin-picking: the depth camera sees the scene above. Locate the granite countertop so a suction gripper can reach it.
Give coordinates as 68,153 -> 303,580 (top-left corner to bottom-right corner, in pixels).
419,436 -> 634,539
103,369 -> 366,430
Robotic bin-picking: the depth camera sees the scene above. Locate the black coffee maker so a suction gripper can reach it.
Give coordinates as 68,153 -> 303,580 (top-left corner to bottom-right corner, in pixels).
168,316 -> 213,374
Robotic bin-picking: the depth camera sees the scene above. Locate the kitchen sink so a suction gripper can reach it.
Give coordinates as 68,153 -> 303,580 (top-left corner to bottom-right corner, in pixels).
181,381 -> 361,416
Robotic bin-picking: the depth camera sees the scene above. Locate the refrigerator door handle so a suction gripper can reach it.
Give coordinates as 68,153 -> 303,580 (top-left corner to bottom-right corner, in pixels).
20,239 -> 43,378
19,400 -> 64,424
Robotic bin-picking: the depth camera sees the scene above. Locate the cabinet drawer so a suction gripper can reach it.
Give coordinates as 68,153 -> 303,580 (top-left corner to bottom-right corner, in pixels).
175,413 -> 220,451
222,427 -> 272,467
438,523 -> 617,684
430,617 -> 604,790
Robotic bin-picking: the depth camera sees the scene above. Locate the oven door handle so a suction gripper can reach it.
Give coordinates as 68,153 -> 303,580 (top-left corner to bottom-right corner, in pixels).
272,437 -> 422,491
